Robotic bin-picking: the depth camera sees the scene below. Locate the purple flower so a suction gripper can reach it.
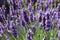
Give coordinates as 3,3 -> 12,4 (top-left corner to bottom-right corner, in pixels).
39,15 -> 42,22
57,3 -> 60,11
23,10 -> 29,23
45,27 -> 50,31
30,12 -> 34,22
46,13 -> 50,20
4,20 -> 9,28
9,20 -> 14,29
58,30 -> 60,37
12,0 -> 18,10
0,26 -> 3,35
49,0 -> 54,4
39,22 -> 43,29
37,0 -> 42,4
11,29 -> 18,38
10,0 -> 14,5
34,16 -> 37,22
32,25 -> 36,34
18,0 -> 24,8
7,14 -> 11,20
25,0 -> 28,3
51,0 -> 54,4
43,16 -> 46,26
26,29 -> 33,40
30,0 -> 34,3
58,12 -> 60,18
27,33 -> 32,40
0,8 -> 3,15
37,0 -> 40,3
22,20 -> 25,27
5,35 -> 10,40
0,16 -> 4,23
43,3 -> 48,11
36,4 -> 40,11
57,19 -> 60,29
28,3 -> 32,12
45,19 -> 51,31
25,0 -> 30,5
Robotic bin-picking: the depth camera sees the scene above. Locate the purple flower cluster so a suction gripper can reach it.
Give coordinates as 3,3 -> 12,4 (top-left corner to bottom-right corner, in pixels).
0,0 -> 60,40
26,28 -> 33,40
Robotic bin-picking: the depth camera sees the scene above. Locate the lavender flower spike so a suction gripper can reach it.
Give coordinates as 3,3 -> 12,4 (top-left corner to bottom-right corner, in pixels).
32,25 -> 36,34
26,28 -> 33,40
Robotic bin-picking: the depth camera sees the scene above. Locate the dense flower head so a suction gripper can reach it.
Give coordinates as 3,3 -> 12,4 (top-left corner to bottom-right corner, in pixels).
11,28 -> 18,38
26,28 -> 33,40
45,27 -> 50,31
32,25 -> 36,34
22,20 -> 26,27
30,11 -> 34,22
